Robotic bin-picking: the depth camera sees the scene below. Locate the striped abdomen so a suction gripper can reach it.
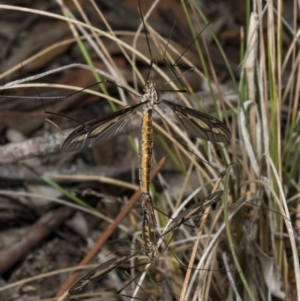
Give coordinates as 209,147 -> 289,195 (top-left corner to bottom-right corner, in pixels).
139,108 -> 153,194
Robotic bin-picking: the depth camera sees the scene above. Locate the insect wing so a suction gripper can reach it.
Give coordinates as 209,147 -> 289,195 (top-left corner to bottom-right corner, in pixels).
165,190 -> 223,234
193,190 -> 224,227
68,255 -> 136,295
62,102 -> 144,152
163,100 -> 231,142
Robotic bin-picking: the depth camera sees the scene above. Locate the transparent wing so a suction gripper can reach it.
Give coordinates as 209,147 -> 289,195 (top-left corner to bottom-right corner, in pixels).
165,190 -> 223,234
68,254 -> 136,295
163,100 -> 231,142
62,102 -> 144,152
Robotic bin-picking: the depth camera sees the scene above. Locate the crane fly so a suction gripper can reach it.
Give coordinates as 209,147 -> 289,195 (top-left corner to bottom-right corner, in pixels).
0,0 -> 231,261
60,2 -> 230,254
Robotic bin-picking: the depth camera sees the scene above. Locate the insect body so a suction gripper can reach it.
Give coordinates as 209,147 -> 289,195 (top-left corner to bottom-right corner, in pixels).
62,78 -> 230,255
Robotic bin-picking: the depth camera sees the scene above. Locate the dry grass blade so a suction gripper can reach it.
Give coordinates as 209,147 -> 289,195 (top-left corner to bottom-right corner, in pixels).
1,0 -> 299,300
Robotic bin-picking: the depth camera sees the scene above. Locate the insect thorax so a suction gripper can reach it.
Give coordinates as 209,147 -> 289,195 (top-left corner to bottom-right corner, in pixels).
141,80 -> 161,105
